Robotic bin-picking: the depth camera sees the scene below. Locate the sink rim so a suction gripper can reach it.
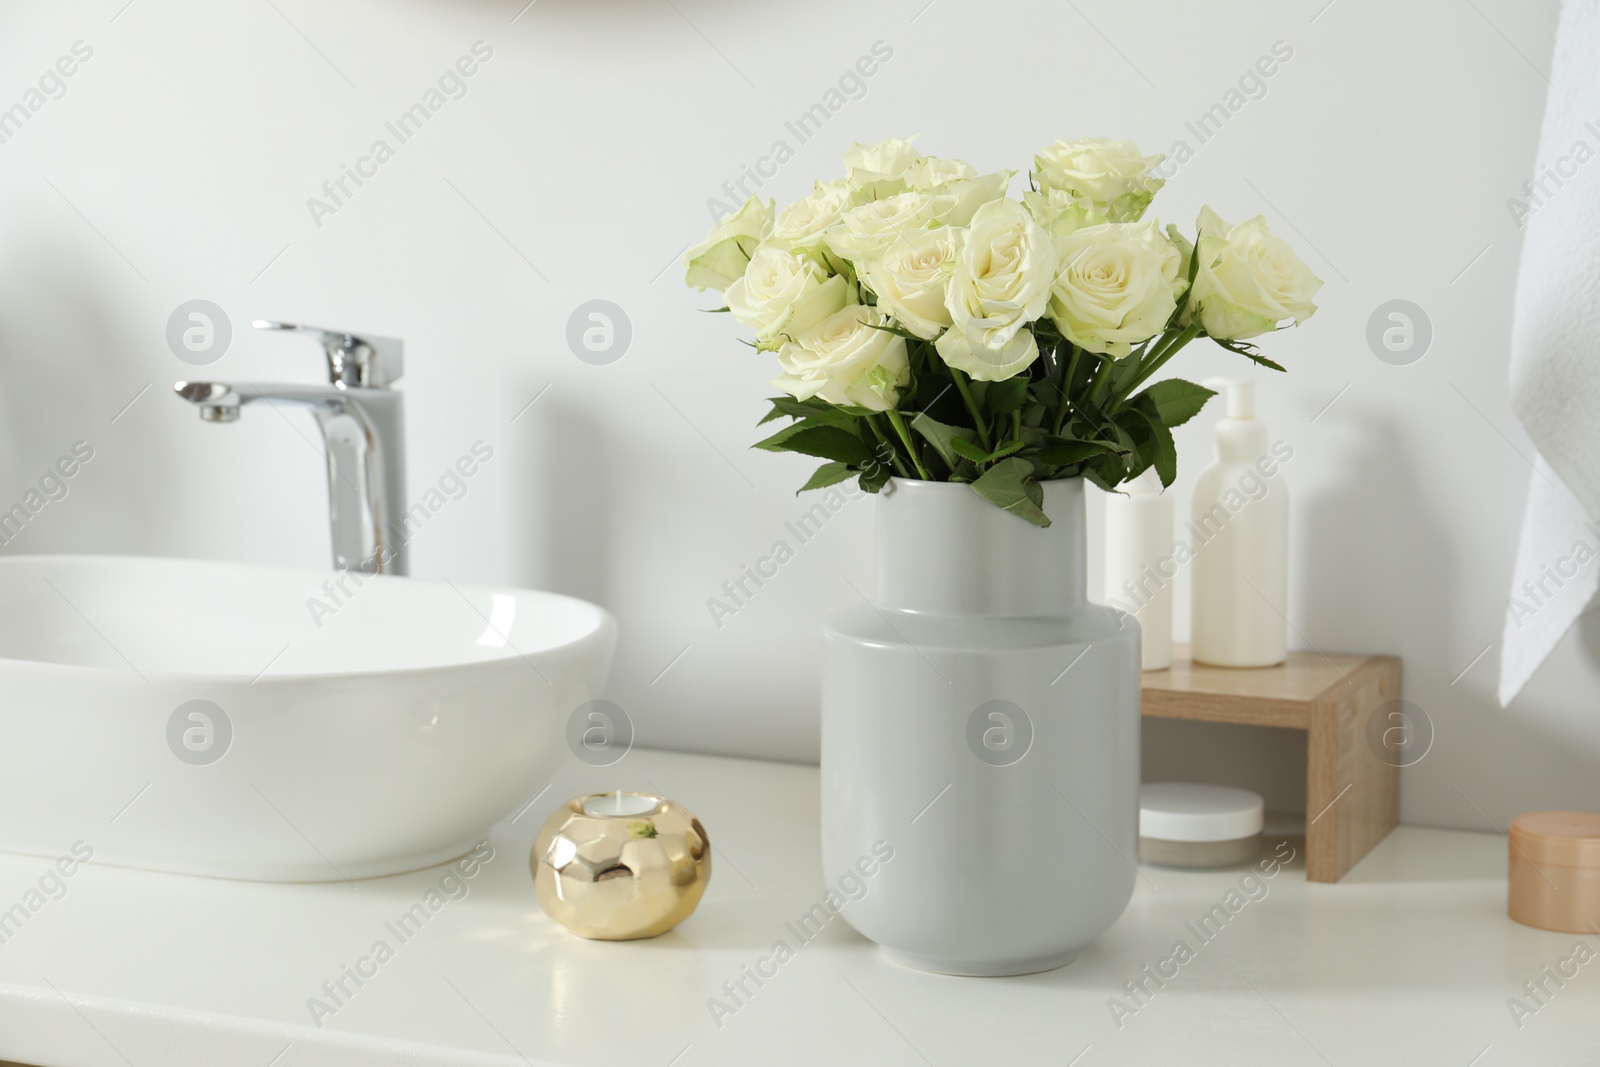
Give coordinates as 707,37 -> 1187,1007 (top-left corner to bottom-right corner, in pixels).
0,552 -> 615,685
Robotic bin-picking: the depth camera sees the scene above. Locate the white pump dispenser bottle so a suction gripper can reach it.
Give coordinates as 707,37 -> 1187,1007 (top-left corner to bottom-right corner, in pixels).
1189,379 -> 1289,667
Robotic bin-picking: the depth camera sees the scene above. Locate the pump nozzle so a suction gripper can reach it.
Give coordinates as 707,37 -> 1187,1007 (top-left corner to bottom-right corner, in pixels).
1203,377 -> 1255,419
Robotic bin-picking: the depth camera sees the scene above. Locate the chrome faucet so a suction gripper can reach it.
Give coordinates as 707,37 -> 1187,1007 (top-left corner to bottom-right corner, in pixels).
175,321 -> 409,576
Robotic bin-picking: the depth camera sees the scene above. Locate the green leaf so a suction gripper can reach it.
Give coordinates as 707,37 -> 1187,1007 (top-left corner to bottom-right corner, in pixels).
985,376 -> 1030,415
761,396 -> 858,427
1134,379 -> 1217,429
1043,433 -> 1124,451
1036,441 -> 1115,466
754,425 -> 873,465
1239,350 -> 1287,372
859,461 -> 892,493
1115,407 -> 1176,487
1082,462 -> 1121,493
970,457 -> 1050,527
985,439 -> 1025,462
797,461 -> 856,493
866,322 -> 923,340
949,436 -> 989,463
1106,410 -> 1148,481
753,421 -> 802,450
752,419 -> 827,451
910,413 -> 976,470
949,436 -> 1027,465
753,405 -> 862,449
1149,418 -> 1177,487
1212,337 -> 1286,373
1037,434 -> 1125,466
1253,354 -> 1287,372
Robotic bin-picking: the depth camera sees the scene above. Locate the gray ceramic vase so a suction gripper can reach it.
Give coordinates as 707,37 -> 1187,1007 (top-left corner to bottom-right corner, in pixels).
821,477 -> 1140,976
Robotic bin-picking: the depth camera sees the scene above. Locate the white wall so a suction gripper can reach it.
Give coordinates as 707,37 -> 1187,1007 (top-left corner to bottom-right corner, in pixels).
0,0 -> 1589,831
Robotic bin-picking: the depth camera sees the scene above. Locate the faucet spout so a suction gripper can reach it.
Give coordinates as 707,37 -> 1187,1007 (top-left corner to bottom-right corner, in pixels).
174,381 -> 242,422
172,376 -> 409,576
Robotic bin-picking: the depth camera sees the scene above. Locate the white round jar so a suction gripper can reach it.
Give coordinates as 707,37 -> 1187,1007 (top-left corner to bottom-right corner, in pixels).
1140,782 -> 1265,869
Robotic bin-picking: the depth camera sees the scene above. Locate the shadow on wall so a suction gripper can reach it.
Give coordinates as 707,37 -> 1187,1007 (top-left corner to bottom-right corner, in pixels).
1299,407 -> 1460,819
1284,400 -> 1600,828
1300,406 -> 1455,681
513,393 -> 613,606
1297,404 -> 1600,826
1577,606 -> 1600,677
1479,607 -> 1600,815
0,232 -> 169,557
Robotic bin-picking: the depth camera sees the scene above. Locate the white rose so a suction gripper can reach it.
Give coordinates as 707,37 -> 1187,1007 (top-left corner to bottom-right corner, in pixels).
903,155 -> 975,189
1033,139 -> 1164,222
1048,220 -> 1185,357
770,181 -> 856,251
1165,223 -> 1194,283
865,225 -> 963,340
1023,186 -> 1108,240
1188,207 -> 1322,340
726,245 -> 852,346
773,304 -> 910,412
902,155 -> 1012,226
936,328 -> 1039,385
683,197 -> 773,291
842,136 -> 923,197
932,170 -> 1012,227
935,198 -> 1054,381
825,189 -> 956,264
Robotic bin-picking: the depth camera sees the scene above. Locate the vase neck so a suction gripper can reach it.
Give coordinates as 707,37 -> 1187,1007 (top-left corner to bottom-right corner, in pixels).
874,479 -> 1087,616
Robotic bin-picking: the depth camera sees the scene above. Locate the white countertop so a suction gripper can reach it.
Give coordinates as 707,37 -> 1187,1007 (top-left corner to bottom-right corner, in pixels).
0,748 -> 1594,1067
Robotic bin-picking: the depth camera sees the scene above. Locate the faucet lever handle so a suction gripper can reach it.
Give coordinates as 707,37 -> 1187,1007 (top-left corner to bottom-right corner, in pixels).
252,320 -> 404,389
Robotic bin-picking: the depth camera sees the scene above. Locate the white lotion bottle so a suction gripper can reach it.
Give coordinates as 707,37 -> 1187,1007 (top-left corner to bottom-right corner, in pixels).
1104,469 -> 1173,670
1189,380 -> 1289,667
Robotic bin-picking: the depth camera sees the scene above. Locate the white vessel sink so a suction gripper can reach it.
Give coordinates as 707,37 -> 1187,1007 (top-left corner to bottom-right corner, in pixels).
0,555 -> 615,881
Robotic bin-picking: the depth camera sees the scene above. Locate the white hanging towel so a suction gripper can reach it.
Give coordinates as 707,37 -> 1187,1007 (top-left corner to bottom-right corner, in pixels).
1502,0 -> 1600,705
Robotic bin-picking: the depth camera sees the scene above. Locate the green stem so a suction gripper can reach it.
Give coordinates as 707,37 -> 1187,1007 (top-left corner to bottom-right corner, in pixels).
1134,326 -> 1186,376
1143,323 -> 1181,358
865,416 -> 911,479
948,368 -> 993,451
885,410 -> 932,480
1087,357 -> 1116,407
1011,409 -> 1021,443
1054,345 -> 1082,436
1121,321 -> 1203,401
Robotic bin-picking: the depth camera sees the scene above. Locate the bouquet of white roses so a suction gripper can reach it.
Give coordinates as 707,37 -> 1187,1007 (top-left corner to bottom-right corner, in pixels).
683,137 -> 1321,526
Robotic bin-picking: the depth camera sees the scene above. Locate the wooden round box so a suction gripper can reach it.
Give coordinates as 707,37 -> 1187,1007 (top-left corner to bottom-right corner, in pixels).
1508,811 -> 1600,934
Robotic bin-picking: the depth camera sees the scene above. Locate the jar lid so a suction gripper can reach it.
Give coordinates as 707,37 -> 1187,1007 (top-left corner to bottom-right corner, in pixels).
1140,782 -> 1264,843
1509,811 -> 1600,867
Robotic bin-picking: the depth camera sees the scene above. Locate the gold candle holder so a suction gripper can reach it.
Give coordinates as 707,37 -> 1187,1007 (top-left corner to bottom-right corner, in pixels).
532,792 -> 711,940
